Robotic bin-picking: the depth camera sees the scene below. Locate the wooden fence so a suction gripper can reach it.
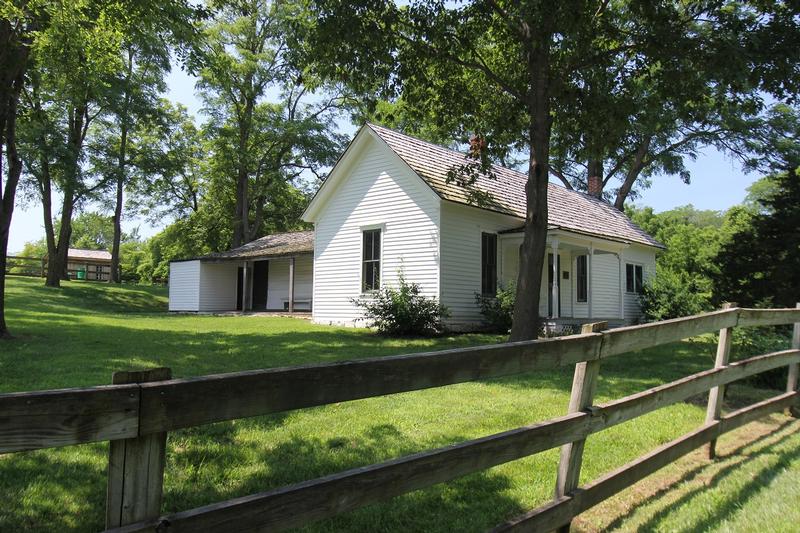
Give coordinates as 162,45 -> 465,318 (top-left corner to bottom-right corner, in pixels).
4,255 -> 45,277
1,304 -> 799,532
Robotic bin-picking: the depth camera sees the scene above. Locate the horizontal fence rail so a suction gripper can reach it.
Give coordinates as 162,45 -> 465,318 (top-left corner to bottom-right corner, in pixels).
0,305 -> 799,532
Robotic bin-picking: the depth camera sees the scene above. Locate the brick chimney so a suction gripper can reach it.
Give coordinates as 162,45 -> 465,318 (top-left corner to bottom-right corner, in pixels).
586,161 -> 603,198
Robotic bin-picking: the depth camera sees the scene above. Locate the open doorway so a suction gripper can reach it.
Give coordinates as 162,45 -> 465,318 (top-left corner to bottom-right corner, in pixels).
251,261 -> 269,310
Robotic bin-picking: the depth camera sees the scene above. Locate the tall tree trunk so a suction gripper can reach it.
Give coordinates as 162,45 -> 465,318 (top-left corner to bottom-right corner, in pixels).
109,123 -> 128,283
613,136 -> 651,211
0,18 -> 31,338
45,103 -> 87,286
510,28 -> 553,342
233,97 -> 254,248
110,49 -> 134,283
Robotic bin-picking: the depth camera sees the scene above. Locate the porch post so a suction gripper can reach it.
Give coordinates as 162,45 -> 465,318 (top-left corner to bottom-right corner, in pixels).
241,261 -> 249,312
618,251 -> 625,320
588,243 -> 594,319
288,256 -> 295,314
551,239 -> 560,319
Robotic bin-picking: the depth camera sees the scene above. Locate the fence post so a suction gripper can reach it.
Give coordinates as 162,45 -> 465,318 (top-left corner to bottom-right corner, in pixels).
554,321 -> 607,533
106,367 -> 172,528
788,303 -> 800,417
705,302 -> 736,459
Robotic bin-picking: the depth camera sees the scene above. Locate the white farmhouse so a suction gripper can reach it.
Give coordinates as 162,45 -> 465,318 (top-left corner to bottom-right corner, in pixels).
170,124 -> 663,330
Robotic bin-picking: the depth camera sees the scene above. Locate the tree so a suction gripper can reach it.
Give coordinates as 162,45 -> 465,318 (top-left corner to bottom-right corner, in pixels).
1,0 -> 40,337
713,106 -> 800,307
90,0 -> 200,283
19,0 -> 125,287
127,101 -> 207,222
195,0 -> 348,248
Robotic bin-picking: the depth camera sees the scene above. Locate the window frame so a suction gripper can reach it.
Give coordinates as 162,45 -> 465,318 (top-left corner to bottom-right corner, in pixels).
481,232 -> 498,296
576,254 -> 588,303
626,262 -> 644,294
361,227 -> 382,293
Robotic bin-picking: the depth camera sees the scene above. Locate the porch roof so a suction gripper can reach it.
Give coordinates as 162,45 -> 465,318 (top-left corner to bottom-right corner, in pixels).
199,230 -> 314,262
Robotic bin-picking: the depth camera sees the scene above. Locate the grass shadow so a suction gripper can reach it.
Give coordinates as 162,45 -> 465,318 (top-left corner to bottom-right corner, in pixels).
601,416 -> 799,532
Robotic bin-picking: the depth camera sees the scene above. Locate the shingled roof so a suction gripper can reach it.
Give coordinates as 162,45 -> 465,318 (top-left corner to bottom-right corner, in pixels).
201,231 -> 314,261
67,248 -> 112,261
367,123 -> 663,249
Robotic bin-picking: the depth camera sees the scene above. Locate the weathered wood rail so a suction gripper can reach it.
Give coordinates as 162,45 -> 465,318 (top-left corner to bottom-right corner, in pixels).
1,305 -> 798,532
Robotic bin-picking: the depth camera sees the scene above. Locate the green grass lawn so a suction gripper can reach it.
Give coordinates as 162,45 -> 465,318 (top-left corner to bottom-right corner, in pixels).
1,276 -> 798,532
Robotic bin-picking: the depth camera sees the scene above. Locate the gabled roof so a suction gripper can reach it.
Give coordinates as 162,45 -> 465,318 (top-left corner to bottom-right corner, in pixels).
366,123 -> 663,249
67,248 -> 112,261
200,231 -> 314,261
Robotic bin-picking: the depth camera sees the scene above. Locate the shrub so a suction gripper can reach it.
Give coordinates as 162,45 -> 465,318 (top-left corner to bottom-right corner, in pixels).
731,326 -> 792,390
475,283 -> 516,333
639,268 -> 710,322
352,274 -> 449,336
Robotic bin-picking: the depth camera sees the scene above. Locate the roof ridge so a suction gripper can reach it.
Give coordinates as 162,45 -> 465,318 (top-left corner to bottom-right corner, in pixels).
365,122 -> 664,249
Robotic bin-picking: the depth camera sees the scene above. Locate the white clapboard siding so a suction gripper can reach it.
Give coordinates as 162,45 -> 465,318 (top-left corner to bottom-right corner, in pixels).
198,262 -> 238,312
440,202 -> 522,329
312,135 -> 441,326
169,260 -> 201,311
623,244 -> 657,322
590,252 -> 622,318
266,255 -> 313,310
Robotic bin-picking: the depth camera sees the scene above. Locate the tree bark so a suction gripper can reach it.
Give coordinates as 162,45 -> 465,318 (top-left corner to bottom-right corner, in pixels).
509,26 -> 553,342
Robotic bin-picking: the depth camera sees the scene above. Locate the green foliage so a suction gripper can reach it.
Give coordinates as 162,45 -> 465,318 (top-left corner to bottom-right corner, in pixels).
194,0 -> 347,246
352,274 -> 449,336
714,170 -> 800,308
136,210 -> 230,281
639,269 -> 710,322
475,284 -> 516,333
627,204 -> 734,316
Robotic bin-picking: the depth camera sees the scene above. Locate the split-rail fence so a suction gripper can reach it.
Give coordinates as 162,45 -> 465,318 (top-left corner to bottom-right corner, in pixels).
1,304 -> 799,532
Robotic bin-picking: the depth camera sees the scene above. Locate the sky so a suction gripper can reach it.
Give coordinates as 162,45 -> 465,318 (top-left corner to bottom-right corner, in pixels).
7,65 -> 759,254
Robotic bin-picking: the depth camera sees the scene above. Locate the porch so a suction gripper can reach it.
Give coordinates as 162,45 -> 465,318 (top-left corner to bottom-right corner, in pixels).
498,228 -> 632,323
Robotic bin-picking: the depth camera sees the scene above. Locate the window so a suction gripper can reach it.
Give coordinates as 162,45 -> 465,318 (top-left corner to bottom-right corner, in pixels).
576,255 -> 587,302
626,263 -> 644,294
481,232 -> 497,296
362,228 -> 381,292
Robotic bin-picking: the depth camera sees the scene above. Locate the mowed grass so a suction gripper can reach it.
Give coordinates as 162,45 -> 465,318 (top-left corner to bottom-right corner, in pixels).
0,276 -> 798,532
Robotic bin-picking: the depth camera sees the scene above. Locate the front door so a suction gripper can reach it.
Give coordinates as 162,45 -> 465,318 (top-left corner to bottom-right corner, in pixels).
548,253 -> 562,317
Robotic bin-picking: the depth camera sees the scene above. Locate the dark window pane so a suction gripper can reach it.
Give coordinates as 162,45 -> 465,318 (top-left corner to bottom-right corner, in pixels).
626,263 -> 634,293
362,229 -> 381,291
635,265 -> 643,294
481,233 -> 497,295
577,255 -> 587,302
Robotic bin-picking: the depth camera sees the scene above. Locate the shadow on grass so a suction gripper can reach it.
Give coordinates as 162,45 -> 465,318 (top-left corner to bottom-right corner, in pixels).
164,420 -> 526,533
601,416 -> 799,532
0,419 -> 524,533
5,277 -> 167,316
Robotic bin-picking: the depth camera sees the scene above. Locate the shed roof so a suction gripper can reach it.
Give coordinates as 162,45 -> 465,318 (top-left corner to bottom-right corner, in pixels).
201,230 -> 314,261
366,124 -> 663,249
67,248 -> 112,261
